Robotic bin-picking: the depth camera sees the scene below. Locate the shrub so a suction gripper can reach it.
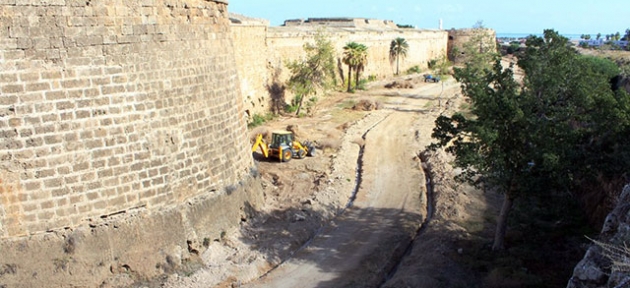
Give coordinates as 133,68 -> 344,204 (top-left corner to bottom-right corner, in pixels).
507,43 -> 521,54
356,79 -> 369,90
406,65 -> 422,74
247,113 -> 275,128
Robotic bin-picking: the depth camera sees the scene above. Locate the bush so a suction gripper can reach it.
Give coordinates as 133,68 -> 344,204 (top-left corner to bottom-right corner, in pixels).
356,79 -> 369,90
506,43 -> 520,54
406,65 -> 422,74
247,113 -> 275,128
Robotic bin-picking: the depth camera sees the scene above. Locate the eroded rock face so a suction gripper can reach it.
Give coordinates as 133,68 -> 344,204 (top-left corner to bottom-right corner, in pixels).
611,75 -> 630,94
567,185 -> 630,288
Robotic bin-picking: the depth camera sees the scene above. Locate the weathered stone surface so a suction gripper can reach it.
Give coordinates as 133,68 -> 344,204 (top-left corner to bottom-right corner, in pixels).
568,185 -> 630,288
0,176 -> 264,287
0,0 -> 259,285
0,0 -> 251,239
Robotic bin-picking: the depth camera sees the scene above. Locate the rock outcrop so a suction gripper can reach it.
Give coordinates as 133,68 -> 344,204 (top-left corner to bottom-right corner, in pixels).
567,185 -> 630,288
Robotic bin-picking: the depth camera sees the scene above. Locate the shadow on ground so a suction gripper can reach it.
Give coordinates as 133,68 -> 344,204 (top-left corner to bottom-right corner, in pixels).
238,202 -> 423,288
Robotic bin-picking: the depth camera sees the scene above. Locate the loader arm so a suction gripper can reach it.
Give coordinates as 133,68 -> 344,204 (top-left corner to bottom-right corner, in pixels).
252,134 -> 269,158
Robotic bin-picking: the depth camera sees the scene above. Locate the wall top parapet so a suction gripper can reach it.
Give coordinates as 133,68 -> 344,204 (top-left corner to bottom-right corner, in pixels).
229,13 -> 270,26
267,25 -> 445,35
283,17 -> 397,29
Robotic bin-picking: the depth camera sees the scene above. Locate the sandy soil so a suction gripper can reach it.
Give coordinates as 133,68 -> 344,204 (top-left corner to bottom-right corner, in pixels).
160,73 -> 488,288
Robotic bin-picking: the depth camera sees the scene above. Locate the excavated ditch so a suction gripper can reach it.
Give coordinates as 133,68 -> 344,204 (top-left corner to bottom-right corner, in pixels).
250,113 -> 392,282
380,150 -> 436,286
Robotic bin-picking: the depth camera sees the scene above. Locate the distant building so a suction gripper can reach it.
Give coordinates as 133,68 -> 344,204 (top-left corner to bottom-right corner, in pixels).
579,39 -> 628,48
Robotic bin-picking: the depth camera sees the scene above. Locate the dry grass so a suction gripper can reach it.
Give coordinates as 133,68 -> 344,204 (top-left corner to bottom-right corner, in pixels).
591,237 -> 630,273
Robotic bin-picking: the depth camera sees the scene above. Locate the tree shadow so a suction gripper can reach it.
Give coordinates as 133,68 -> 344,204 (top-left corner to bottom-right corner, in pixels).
266,67 -> 286,114
238,202 -> 424,288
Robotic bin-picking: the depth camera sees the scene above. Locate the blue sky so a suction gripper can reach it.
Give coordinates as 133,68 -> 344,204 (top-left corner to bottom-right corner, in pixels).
229,0 -> 628,35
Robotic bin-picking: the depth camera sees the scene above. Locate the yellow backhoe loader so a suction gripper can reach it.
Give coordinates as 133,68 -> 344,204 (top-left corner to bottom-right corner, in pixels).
251,130 -> 316,162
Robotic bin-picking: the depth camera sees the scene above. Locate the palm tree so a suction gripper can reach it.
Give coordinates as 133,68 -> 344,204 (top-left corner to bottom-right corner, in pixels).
342,42 -> 361,92
389,37 -> 409,75
353,44 -> 368,90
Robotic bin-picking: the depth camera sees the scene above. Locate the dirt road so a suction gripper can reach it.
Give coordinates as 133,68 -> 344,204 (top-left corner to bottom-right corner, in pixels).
245,113 -> 425,288
243,80 -> 459,288
162,76 -> 462,288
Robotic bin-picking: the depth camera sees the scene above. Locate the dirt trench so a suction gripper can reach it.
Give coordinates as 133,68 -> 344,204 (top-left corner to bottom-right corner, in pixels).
161,75 -> 468,288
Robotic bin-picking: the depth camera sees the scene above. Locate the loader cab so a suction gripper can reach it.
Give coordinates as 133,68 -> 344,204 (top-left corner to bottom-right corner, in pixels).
270,131 -> 293,149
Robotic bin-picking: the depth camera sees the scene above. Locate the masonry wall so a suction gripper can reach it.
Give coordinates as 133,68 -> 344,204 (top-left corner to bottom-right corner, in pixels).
232,25 -> 448,116
0,0 -> 252,238
231,23 -> 270,115
0,0 -> 266,286
448,28 -> 497,63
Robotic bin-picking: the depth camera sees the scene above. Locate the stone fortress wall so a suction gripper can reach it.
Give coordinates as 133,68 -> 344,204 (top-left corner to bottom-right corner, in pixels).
0,0 -> 252,239
447,28 -> 497,63
0,0 -> 264,286
230,15 -> 450,115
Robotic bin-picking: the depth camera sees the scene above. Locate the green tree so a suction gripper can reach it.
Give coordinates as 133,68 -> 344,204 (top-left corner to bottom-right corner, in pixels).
579,55 -> 620,79
353,44 -> 368,90
596,33 -> 601,40
286,31 -> 337,116
431,59 -> 527,251
457,27 -> 499,76
430,54 -> 452,98
342,42 -> 361,92
614,32 -> 621,41
342,42 -> 368,92
430,29 -> 630,251
389,37 -> 409,75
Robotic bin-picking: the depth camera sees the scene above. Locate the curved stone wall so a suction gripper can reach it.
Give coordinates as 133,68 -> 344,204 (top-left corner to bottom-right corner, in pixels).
0,0 -> 252,238
447,28 -> 497,62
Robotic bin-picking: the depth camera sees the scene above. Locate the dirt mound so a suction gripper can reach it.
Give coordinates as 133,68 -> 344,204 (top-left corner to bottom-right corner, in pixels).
385,80 -> 414,89
286,124 -> 302,139
352,99 -> 381,111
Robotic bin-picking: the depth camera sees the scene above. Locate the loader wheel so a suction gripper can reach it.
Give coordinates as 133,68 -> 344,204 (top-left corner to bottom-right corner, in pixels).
297,149 -> 306,159
282,149 -> 293,162
307,146 -> 316,157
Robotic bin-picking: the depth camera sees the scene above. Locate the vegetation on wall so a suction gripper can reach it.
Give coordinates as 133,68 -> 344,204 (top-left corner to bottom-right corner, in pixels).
396,24 -> 414,29
285,31 -> 337,116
